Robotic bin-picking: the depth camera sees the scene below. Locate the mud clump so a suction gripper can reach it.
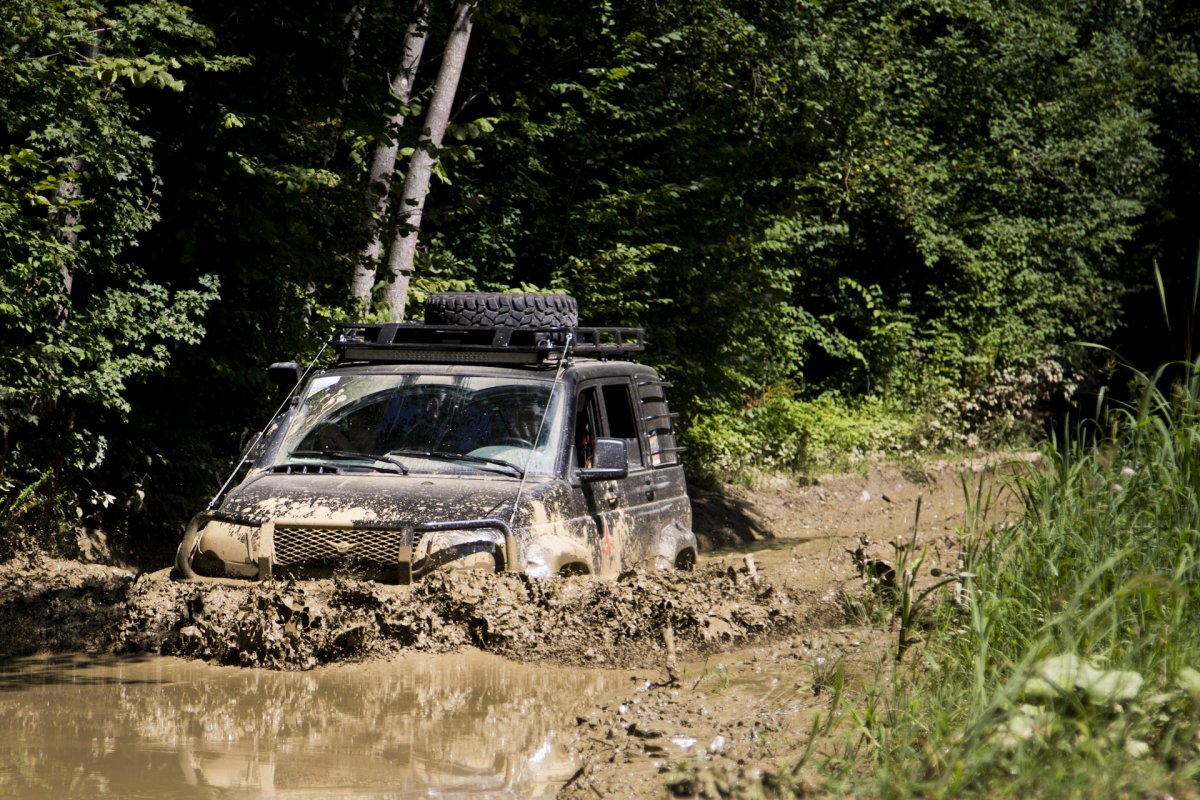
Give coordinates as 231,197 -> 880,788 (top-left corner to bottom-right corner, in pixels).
127,562 -> 799,670
0,556 -> 802,670
664,762 -> 815,800
0,556 -> 137,658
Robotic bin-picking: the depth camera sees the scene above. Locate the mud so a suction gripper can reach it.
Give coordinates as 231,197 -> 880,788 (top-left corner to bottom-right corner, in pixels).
0,558 -> 137,656
553,612 -> 903,799
0,556 -> 812,672
0,651 -> 635,798
557,456 -> 1028,799
0,457 -> 1029,798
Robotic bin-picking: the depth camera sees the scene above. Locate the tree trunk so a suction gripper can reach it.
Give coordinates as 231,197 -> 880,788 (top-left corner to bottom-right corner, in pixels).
350,0 -> 431,307
53,37 -> 100,322
54,160 -> 82,302
379,1 -> 475,321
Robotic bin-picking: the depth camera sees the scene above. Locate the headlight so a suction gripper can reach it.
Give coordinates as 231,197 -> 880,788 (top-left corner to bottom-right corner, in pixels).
417,529 -> 505,573
191,519 -> 267,578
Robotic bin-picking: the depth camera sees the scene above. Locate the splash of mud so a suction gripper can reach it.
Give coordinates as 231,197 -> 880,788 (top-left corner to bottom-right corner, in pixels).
0,556 -> 808,670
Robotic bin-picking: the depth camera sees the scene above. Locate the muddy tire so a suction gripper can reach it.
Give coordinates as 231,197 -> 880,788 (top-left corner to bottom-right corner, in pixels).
675,549 -> 696,571
423,292 -> 578,328
174,517 -> 203,579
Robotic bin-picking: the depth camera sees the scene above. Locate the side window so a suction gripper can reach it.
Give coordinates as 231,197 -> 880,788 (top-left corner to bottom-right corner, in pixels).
600,382 -> 644,469
574,388 -> 600,469
574,382 -> 645,471
636,375 -> 680,467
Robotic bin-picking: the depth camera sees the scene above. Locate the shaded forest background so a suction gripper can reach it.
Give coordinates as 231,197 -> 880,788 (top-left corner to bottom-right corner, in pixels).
1,0 -> 1198,554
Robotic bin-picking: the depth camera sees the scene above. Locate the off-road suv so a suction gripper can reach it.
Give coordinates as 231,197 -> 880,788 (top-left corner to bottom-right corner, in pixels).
175,293 -> 697,583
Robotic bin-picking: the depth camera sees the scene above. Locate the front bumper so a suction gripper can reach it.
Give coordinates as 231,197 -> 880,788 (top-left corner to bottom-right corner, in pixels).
175,512 -> 518,584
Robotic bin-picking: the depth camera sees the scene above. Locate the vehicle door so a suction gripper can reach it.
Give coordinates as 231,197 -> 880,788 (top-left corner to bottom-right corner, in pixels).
573,379 -> 656,574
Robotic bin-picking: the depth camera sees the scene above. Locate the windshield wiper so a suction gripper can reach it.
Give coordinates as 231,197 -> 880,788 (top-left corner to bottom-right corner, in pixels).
288,449 -> 409,474
388,449 -> 524,479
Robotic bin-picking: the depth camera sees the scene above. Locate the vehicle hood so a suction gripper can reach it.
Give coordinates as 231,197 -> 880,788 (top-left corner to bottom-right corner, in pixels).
215,471 -> 525,528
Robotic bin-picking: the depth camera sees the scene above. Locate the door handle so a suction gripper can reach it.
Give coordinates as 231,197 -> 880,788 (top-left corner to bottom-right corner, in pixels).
645,477 -> 670,501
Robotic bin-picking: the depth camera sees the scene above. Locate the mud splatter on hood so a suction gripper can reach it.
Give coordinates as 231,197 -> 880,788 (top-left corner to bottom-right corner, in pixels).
217,472 -> 527,527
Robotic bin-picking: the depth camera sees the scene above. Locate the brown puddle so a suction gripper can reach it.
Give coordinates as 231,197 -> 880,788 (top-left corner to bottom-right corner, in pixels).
0,650 -> 633,798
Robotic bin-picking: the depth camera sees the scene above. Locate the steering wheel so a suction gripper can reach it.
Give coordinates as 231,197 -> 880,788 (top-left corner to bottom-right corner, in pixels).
309,422 -> 355,451
492,437 -> 534,448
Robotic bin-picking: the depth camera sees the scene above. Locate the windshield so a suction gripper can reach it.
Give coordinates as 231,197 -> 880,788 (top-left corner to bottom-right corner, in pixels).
276,373 -> 565,478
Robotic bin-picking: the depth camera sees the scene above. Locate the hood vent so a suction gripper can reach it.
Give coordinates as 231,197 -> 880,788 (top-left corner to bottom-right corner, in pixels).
271,463 -> 339,475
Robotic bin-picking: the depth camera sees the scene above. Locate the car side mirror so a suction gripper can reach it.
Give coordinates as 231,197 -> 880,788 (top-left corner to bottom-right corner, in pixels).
580,437 -> 629,481
268,361 -> 303,388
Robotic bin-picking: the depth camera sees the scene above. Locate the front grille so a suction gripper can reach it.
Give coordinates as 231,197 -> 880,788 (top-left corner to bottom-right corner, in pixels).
274,526 -> 417,568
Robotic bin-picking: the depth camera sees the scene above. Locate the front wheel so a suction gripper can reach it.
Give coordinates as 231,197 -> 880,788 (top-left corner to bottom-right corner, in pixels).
674,549 -> 696,571
174,518 -> 204,579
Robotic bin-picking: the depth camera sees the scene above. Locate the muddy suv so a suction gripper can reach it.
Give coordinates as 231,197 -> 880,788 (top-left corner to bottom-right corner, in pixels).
175,293 -> 696,584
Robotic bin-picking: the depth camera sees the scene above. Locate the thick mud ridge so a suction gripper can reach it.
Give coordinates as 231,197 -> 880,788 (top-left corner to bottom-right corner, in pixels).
0,555 -> 816,671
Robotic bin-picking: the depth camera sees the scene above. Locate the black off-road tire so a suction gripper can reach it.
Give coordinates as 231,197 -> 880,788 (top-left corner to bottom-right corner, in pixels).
423,292 -> 579,328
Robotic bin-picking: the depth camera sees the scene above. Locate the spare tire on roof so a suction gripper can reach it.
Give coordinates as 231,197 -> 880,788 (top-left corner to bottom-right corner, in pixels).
423,292 -> 579,328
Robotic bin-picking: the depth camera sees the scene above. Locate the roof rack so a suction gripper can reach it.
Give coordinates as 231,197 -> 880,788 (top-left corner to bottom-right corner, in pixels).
331,322 -> 645,366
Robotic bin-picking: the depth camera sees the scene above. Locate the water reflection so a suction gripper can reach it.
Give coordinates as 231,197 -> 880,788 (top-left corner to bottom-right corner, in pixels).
0,651 -> 630,798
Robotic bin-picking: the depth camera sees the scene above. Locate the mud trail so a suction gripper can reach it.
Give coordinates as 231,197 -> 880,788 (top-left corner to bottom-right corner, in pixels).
0,556 -> 810,671
0,457 -> 1028,798
561,457 -> 1028,799
130,563 -> 808,670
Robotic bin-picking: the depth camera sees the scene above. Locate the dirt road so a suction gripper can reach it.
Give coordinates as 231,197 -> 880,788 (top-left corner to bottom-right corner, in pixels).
0,457 -> 1029,797
562,458 -> 1029,798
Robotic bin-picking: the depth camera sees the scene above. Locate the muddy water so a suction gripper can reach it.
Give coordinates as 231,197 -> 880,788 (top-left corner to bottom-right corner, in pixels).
0,651 -> 631,799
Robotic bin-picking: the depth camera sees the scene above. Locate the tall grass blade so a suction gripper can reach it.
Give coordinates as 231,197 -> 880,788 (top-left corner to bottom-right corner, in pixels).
1156,259 -> 1170,330
1192,242 -> 1200,318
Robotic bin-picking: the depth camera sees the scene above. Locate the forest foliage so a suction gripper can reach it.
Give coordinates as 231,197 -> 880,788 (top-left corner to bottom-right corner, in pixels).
1,0 -> 1198,546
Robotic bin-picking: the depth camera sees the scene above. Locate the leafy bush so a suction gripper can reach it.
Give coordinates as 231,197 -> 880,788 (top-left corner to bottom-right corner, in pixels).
914,358 -> 1081,450
683,388 -> 917,485
0,1 -> 228,547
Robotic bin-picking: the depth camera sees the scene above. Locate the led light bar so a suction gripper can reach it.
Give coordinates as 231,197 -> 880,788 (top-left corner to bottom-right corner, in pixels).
339,346 -> 542,365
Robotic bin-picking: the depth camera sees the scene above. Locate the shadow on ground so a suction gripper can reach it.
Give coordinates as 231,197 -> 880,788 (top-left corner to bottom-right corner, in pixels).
689,487 -> 773,551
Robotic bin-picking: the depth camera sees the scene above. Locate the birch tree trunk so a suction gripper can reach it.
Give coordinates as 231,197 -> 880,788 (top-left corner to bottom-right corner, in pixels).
350,0 -> 430,307
379,1 -> 475,321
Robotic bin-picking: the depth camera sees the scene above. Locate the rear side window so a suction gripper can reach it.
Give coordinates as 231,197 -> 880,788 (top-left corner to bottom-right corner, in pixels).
601,384 -> 638,437
636,375 -> 680,467
600,382 -> 643,468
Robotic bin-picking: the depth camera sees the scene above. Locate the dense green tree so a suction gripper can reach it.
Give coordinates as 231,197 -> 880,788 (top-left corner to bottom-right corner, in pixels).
1,0 -> 1197,547
427,0 -> 1170,413
1124,0 -> 1200,363
0,0 -> 227,539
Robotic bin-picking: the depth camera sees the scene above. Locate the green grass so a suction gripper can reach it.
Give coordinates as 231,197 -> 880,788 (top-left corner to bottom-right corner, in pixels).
842,361 -> 1200,797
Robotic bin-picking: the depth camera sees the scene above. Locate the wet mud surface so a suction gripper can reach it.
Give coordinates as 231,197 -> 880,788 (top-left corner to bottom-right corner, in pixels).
0,457 -> 1029,798
0,651 -> 635,798
562,458 -> 1026,799
0,558 -> 810,672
